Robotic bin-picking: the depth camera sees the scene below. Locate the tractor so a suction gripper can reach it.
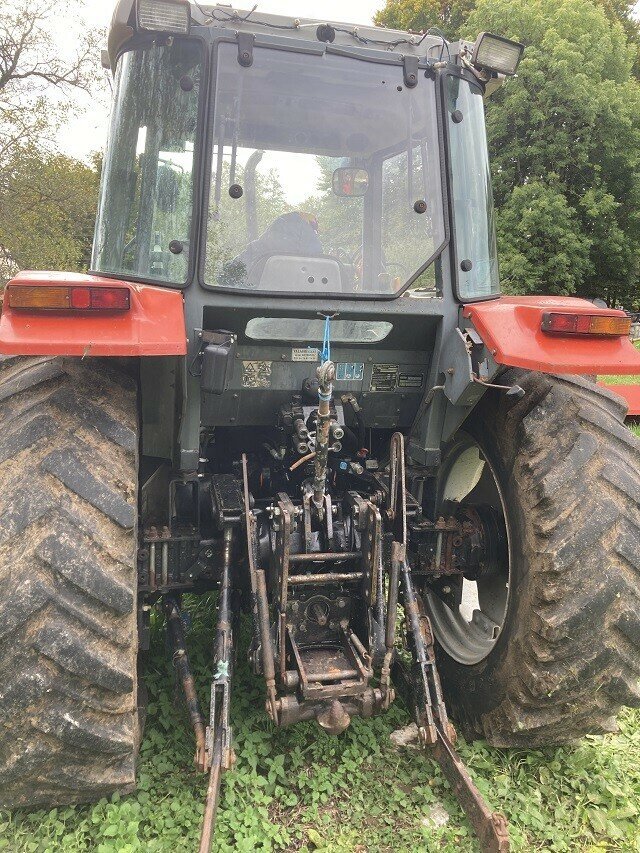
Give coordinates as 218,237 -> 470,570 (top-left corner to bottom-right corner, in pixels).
1,2 -> 639,850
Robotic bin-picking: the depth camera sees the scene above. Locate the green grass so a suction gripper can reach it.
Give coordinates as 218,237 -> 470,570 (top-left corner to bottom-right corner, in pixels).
2,595 -> 640,853
601,374 -> 640,386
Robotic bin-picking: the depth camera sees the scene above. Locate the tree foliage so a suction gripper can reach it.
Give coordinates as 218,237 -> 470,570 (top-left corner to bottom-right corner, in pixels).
0,149 -> 99,284
374,0 -> 476,40
376,0 -> 640,307
0,0 -> 100,284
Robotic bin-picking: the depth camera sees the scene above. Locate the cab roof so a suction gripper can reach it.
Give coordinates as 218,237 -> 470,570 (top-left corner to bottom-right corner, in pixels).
108,0 -> 454,70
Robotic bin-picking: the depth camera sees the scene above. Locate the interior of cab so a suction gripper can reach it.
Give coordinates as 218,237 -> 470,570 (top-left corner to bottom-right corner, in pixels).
205,42 -> 446,296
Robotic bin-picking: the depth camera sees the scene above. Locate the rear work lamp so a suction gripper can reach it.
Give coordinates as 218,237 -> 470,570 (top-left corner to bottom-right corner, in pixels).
7,285 -> 131,312
137,0 -> 191,35
472,32 -> 524,76
541,312 -> 631,338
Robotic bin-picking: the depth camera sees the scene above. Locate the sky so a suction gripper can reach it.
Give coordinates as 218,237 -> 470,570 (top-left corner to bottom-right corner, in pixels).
59,0 -> 383,160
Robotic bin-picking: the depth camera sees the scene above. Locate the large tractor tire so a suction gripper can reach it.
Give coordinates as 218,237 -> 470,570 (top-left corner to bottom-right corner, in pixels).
425,371 -> 640,747
0,357 -> 140,809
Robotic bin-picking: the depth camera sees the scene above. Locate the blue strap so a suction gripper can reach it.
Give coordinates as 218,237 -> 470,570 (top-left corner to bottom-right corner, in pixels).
321,315 -> 331,364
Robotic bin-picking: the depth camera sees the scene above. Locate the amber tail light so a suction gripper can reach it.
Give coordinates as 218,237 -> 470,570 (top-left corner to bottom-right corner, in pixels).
541,312 -> 631,337
7,286 -> 131,312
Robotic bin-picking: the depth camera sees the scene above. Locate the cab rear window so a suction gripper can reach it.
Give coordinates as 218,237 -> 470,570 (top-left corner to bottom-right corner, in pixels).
245,318 -> 393,344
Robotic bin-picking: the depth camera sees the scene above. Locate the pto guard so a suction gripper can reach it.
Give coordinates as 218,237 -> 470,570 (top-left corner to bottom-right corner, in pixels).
0,271 -> 187,357
464,296 -> 640,375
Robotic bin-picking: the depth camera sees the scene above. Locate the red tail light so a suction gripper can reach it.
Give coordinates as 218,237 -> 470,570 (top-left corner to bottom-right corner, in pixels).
542,312 -> 631,337
7,285 -> 130,312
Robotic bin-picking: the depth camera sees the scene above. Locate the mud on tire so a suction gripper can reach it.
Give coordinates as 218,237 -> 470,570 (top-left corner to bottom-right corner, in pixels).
434,372 -> 640,748
0,357 -> 140,809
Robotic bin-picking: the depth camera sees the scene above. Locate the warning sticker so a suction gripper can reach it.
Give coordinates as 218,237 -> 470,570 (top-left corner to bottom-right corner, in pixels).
370,364 -> 398,392
336,362 -> 365,382
292,348 -> 319,362
242,361 -> 272,388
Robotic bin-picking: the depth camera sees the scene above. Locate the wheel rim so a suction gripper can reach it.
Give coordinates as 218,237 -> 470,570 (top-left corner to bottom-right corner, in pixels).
425,438 -> 511,666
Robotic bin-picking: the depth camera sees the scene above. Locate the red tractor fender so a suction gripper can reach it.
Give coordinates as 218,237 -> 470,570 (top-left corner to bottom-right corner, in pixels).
598,384 -> 640,417
0,271 -> 187,357
463,296 -> 640,375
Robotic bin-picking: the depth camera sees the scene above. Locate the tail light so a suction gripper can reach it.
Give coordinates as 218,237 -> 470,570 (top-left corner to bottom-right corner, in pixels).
541,312 -> 631,337
7,286 -> 130,312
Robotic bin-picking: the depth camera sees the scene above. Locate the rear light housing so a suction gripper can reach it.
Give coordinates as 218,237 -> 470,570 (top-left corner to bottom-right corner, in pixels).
7,285 -> 130,312
541,312 -> 631,337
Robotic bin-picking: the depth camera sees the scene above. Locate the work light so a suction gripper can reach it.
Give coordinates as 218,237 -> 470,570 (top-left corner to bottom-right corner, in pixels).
137,0 -> 191,34
471,32 -> 524,76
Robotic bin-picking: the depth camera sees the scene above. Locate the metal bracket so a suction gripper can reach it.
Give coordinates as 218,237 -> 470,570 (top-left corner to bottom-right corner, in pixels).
440,328 -> 485,407
403,55 -> 419,88
237,32 -> 255,67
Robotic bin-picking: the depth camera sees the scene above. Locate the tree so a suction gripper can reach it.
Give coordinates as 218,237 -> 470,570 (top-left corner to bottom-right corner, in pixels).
0,0 -> 100,283
375,0 -> 640,68
597,0 -> 640,75
0,149 -> 100,285
0,0 -> 98,158
468,0 -> 640,307
374,0 -> 476,40
497,182 -> 592,295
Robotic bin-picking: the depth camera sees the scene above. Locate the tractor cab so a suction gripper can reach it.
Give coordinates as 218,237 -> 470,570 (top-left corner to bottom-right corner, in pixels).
94,1 -> 523,301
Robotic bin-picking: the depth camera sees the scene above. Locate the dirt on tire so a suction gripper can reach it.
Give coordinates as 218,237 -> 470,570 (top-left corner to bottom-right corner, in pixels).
433,371 -> 640,748
0,356 -> 140,809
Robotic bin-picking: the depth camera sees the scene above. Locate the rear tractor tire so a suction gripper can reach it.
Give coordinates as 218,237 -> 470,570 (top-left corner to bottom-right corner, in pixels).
426,371 -> 640,747
0,357 -> 140,809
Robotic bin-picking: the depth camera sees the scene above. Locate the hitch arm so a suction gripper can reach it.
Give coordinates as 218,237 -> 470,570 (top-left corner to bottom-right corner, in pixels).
387,432 -> 510,853
163,598 -> 207,770
394,563 -> 510,853
199,526 -> 238,853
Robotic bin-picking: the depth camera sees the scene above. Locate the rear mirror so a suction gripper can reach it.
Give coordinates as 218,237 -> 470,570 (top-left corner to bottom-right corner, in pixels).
332,168 -> 369,198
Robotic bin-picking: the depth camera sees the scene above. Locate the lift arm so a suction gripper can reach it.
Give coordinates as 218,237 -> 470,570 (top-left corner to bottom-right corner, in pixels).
388,433 -> 510,853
